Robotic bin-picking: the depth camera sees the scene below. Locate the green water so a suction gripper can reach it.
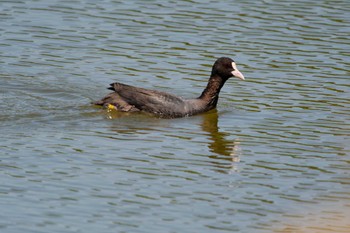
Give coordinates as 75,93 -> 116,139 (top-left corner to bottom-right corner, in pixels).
1,0 -> 349,232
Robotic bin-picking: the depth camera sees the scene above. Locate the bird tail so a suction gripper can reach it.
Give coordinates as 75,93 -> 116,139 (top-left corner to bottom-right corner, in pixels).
108,83 -> 115,91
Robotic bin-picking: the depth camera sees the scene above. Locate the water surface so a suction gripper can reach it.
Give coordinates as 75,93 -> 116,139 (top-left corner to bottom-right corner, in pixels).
1,0 -> 349,232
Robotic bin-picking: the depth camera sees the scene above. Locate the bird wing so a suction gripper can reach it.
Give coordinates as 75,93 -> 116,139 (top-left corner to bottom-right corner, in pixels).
110,82 -> 186,116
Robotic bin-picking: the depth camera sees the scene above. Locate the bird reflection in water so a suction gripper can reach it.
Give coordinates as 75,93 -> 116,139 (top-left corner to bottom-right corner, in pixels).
103,107 -> 242,173
200,109 -> 242,174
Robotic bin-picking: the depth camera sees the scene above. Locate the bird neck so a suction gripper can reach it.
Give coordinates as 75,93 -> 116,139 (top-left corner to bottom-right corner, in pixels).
199,74 -> 227,106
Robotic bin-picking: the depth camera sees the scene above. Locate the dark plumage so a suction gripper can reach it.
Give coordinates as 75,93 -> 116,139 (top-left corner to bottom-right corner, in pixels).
93,57 -> 245,118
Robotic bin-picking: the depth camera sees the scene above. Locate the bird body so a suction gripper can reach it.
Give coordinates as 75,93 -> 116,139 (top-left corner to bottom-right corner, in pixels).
94,57 -> 245,118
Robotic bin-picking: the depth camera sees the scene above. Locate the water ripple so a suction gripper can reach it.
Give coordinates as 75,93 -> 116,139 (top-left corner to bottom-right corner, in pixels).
1,0 -> 350,232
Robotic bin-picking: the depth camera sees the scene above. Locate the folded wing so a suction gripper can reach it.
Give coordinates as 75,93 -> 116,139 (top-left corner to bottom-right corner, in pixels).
110,82 -> 187,117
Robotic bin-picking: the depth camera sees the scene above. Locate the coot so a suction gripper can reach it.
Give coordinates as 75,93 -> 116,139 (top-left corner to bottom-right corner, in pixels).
93,57 -> 245,118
